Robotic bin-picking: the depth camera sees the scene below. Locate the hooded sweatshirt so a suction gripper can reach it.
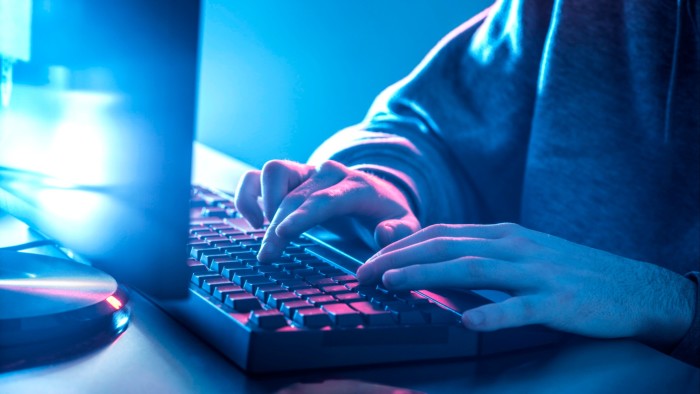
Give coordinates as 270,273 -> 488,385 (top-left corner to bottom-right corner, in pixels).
309,0 -> 700,366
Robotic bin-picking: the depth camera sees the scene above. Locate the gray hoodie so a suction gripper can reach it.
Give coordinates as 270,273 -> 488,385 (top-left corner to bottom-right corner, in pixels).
310,0 -> 700,366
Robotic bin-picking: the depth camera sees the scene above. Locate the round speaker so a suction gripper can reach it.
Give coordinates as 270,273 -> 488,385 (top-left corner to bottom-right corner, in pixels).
0,250 -> 130,370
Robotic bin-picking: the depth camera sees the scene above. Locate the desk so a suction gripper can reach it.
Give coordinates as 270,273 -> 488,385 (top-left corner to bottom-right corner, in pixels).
1,145 -> 699,393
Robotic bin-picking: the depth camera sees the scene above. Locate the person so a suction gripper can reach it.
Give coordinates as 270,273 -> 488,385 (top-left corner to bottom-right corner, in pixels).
234,0 -> 699,367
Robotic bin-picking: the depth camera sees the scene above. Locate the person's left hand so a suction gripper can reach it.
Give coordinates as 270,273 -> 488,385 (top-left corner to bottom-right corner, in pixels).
356,223 -> 696,349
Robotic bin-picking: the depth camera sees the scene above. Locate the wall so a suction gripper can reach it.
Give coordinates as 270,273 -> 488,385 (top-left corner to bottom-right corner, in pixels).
197,0 -> 493,168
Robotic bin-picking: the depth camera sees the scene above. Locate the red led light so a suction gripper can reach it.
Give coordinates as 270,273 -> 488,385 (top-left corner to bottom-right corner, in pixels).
106,295 -> 123,310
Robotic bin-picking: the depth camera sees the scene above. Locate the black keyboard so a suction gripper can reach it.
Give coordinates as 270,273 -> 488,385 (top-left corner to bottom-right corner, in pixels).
155,185 -> 559,373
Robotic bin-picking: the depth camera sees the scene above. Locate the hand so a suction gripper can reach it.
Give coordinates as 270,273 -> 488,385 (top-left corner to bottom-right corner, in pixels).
357,223 -> 696,349
234,160 -> 421,262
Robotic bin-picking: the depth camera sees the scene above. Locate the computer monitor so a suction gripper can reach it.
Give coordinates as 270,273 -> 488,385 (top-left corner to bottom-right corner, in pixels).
0,0 -> 200,299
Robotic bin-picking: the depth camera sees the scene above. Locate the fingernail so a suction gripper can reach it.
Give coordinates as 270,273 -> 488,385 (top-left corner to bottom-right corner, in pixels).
366,252 -> 381,263
380,224 -> 394,244
257,241 -> 271,260
275,223 -> 287,237
383,269 -> 405,288
464,310 -> 484,326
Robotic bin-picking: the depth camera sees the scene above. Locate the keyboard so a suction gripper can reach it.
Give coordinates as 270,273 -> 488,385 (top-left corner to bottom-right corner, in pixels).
155,185 -> 560,373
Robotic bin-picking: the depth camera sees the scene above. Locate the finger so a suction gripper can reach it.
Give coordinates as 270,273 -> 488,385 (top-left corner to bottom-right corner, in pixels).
358,237 -> 506,284
380,258 -> 531,292
275,185 -> 368,239
234,170 -> 264,228
374,217 -> 421,248
373,223 -> 520,258
462,295 -> 542,331
258,162 -> 347,261
261,160 -> 316,221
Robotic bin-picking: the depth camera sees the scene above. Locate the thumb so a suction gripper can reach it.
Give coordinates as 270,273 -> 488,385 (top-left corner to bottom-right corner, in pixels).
374,217 -> 420,248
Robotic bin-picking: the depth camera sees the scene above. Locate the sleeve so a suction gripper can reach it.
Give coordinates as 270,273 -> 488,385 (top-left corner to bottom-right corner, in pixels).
671,271 -> 700,367
309,0 -> 554,226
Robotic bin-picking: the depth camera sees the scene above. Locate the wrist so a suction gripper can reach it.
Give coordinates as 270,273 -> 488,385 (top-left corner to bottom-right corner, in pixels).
351,165 -> 421,221
637,269 -> 696,352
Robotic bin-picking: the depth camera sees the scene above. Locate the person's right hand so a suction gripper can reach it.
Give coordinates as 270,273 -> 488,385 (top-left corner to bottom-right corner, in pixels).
234,159 -> 421,262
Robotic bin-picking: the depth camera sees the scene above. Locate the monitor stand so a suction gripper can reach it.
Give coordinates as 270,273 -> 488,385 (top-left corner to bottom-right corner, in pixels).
0,250 -> 130,371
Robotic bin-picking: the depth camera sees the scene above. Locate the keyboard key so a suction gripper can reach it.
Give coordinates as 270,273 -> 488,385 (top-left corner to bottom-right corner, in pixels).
202,253 -> 229,267
394,310 -> 427,325
291,268 -> 316,278
274,262 -> 300,270
397,292 -> 430,306
268,272 -> 294,282
201,194 -> 229,206
187,241 -> 208,250
224,293 -> 262,312
321,303 -> 363,327
238,258 -> 260,267
214,284 -> 245,301
267,292 -> 300,309
307,277 -> 335,287
416,303 -> 459,325
219,245 -> 248,254
369,293 -> 395,305
243,277 -> 276,293
201,276 -> 232,294
331,275 -> 357,284
280,300 -> 314,317
255,265 -> 282,274
227,251 -> 258,260
190,246 -> 219,260
294,288 -> 322,298
249,310 -> 287,330
191,218 -> 225,226
195,231 -> 220,238
210,260 -> 246,274
204,236 -> 230,244
290,253 -> 317,261
186,258 -> 208,274
316,267 -> 345,277
210,223 -> 235,230
291,240 -> 316,248
254,284 -> 286,302
293,308 -> 332,328
354,285 -> 376,295
229,234 -> 253,241
233,272 -> 266,286
189,225 -> 208,233
222,267 -> 255,281
307,295 -> 336,306
334,292 -> 363,303
219,228 -> 246,236
201,206 -> 229,218
283,264 -> 311,273
321,285 -> 351,295
284,246 -> 306,254
280,279 -> 310,291
191,272 -> 220,287
304,261 -> 329,268
349,302 -> 396,326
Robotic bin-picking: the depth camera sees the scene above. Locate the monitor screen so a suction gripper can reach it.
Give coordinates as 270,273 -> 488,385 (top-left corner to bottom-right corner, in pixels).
0,0 -> 200,299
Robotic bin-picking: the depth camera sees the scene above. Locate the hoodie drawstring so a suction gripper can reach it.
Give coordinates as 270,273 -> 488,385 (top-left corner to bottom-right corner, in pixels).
664,0 -> 684,143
